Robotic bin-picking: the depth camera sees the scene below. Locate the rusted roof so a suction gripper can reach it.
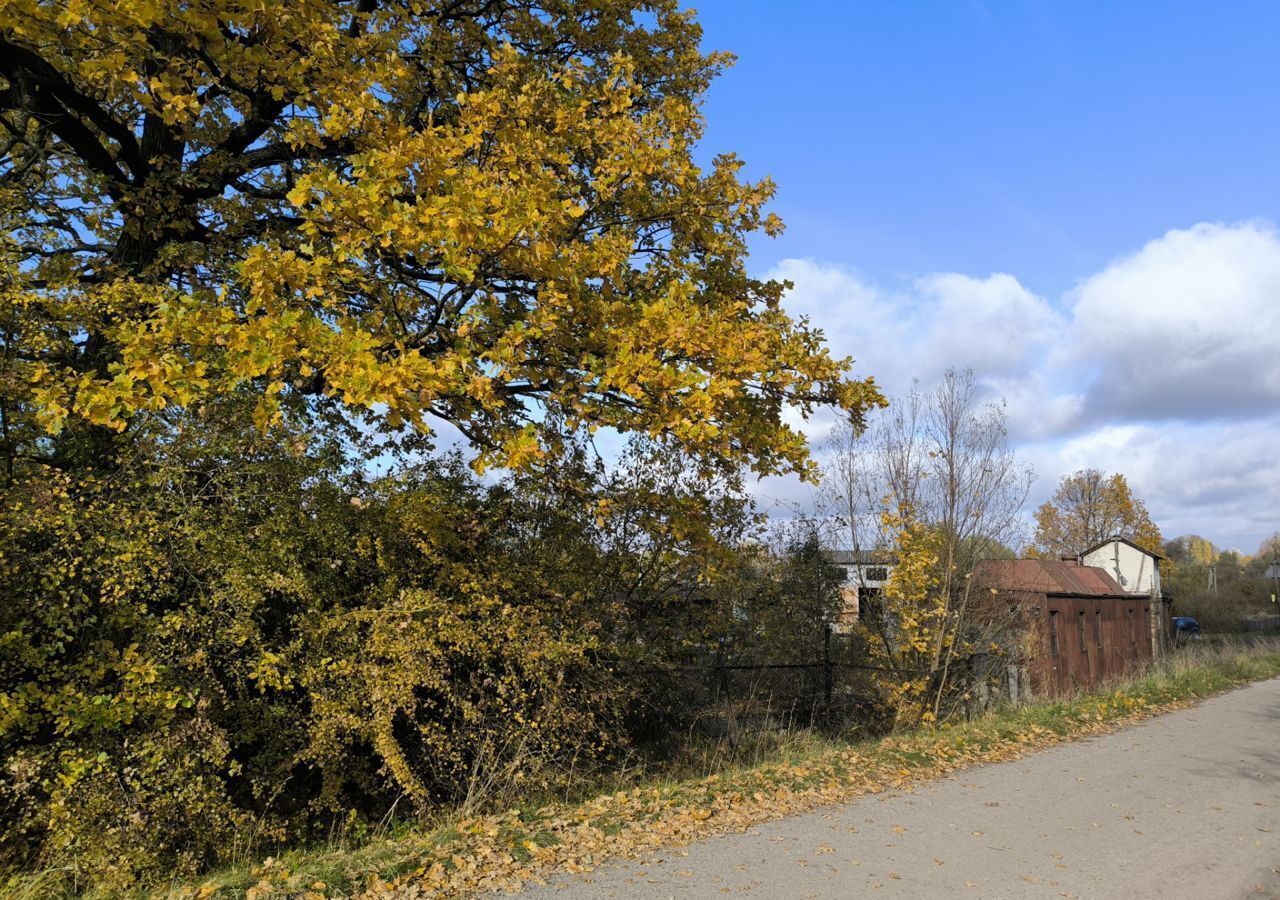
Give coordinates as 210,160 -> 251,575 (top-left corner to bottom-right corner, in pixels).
973,559 -> 1130,598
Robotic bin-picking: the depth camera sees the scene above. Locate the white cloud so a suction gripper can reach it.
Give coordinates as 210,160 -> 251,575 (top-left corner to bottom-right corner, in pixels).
914,272 -> 1061,378
981,372 -> 1084,441
770,259 -> 1062,402
772,220 -> 1280,551
1029,420 -> 1280,555
1067,221 -> 1280,422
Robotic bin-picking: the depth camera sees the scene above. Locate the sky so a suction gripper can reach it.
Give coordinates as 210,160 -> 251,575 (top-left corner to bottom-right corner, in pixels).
684,1 -> 1280,554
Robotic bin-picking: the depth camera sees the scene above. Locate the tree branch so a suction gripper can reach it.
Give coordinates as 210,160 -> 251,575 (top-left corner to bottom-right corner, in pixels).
0,36 -> 144,179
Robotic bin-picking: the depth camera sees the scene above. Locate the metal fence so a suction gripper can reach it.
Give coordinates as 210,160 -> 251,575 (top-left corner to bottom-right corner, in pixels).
624,630 -> 1034,744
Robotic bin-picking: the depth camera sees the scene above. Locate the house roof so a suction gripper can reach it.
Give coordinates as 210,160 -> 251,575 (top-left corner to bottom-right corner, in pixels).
1081,536 -> 1166,560
824,550 -> 898,565
973,559 -> 1130,598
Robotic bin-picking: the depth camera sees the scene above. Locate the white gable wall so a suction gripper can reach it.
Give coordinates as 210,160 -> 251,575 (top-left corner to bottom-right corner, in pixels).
1081,540 -> 1161,597
1082,539 -> 1168,660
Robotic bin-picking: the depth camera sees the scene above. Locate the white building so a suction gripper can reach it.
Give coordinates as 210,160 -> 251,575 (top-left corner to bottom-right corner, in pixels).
825,550 -> 895,630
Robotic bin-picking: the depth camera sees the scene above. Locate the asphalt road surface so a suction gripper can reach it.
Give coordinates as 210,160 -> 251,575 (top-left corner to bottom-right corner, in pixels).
517,677 -> 1280,900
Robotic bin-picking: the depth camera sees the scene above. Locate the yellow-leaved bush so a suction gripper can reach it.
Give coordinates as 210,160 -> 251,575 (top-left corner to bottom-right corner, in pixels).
857,510 -> 946,728
0,403 -> 768,887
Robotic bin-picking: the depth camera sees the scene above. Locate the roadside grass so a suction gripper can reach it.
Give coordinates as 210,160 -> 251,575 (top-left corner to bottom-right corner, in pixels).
8,637 -> 1280,900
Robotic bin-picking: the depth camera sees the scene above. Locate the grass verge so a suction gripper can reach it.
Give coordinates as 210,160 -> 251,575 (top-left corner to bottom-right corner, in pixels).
10,638 -> 1280,900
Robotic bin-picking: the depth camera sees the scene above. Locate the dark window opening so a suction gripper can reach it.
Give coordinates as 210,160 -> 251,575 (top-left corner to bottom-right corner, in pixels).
1049,610 -> 1060,656
1078,611 -> 1088,653
861,587 -> 884,627
1094,609 -> 1103,649
865,566 -> 889,582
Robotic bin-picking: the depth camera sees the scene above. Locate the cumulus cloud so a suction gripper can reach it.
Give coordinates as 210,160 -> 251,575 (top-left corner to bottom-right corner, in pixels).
770,259 -> 1062,400
1067,221 -> 1280,422
1027,419 -> 1280,553
769,220 -> 1280,551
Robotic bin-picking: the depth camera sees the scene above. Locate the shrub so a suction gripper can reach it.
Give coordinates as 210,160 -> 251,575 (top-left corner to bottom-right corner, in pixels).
2,411 -> 807,889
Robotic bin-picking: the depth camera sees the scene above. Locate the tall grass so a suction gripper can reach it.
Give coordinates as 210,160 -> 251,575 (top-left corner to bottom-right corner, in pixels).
1124,634 -> 1280,699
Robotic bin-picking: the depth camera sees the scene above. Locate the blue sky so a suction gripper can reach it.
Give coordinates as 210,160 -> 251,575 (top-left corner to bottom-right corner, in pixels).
695,0 -> 1280,295
687,2 -> 1280,553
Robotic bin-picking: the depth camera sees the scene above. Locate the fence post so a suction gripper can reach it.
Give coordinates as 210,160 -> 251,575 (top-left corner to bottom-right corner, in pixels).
975,678 -> 990,716
823,624 -> 833,709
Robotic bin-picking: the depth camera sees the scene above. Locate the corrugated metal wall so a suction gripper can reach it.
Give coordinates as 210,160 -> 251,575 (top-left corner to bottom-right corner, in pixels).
1034,595 -> 1153,695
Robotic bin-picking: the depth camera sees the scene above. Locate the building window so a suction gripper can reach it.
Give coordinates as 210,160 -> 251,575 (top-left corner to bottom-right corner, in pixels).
860,587 -> 883,628
865,566 -> 889,582
1049,610 -> 1060,656
1078,611 -> 1088,653
1128,607 -> 1136,645
1094,610 -> 1103,649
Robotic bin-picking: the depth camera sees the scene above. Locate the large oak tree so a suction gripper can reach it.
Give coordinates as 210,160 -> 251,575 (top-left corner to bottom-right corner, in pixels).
0,0 -> 881,477
0,4 -> 886,885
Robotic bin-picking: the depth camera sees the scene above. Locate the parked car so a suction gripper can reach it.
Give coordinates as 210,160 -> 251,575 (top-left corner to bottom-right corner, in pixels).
1172,616 -> 1201,640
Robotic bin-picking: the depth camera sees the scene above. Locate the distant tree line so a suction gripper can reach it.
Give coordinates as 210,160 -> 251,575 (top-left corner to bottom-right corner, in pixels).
1163,532 -> 1280,631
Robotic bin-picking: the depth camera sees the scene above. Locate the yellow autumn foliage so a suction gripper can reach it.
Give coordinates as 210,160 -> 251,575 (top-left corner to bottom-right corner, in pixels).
858,509 -> 947,727
2,0 -> 881,475
0,3 -> 886,890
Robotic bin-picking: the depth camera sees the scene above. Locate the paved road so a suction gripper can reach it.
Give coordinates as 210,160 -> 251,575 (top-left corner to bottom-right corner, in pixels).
517,678 -> 1280,900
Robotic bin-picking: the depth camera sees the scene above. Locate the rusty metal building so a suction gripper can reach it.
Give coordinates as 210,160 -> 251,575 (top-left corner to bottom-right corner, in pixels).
973,558 -> 1154,696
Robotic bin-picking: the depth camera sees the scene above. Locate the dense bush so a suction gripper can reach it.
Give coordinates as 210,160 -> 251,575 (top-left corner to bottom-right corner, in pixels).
0,402 -> 846,889
3,406 -> 361,884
